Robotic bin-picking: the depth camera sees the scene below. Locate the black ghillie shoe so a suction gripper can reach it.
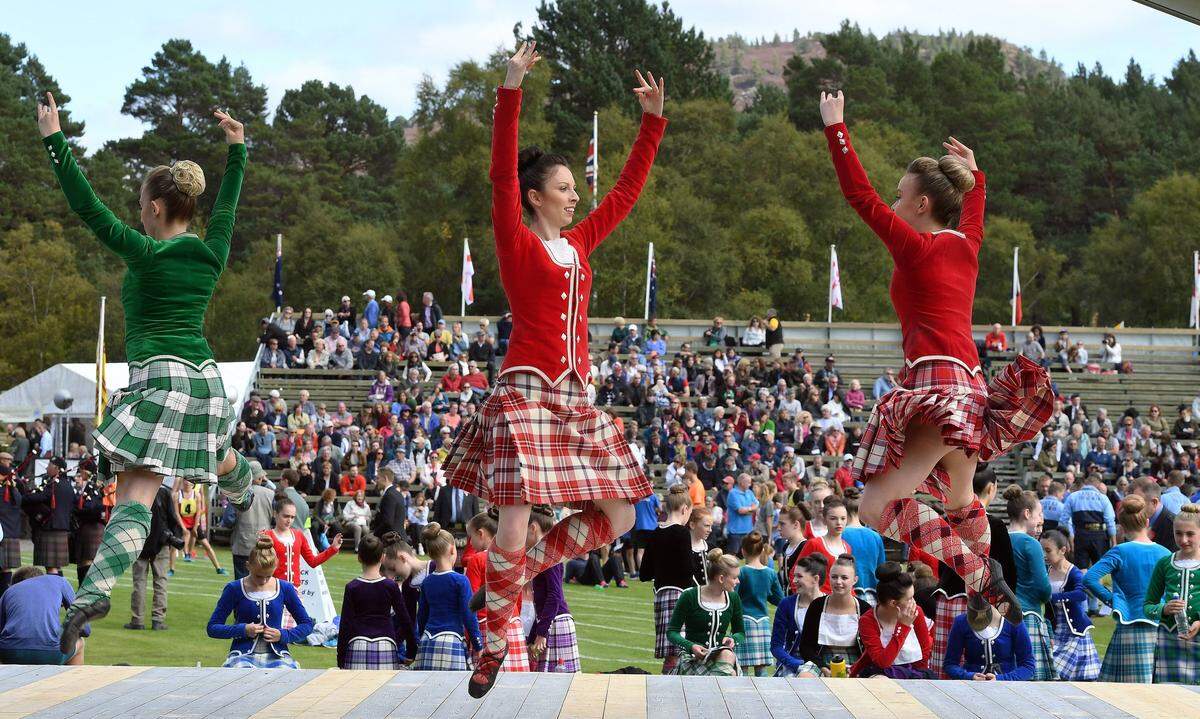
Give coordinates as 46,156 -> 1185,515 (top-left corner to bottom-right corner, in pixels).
61,597 -> 110,654
468,648 -> 506,699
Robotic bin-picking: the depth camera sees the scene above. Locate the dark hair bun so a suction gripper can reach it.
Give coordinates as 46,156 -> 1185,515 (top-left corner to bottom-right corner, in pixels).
380,531 -> 403,547
421,522 -> 443,542
518,146 -> 547,175
1002,484 -> 1024,501
669,484 -> 688,495
876,561 -> 904,584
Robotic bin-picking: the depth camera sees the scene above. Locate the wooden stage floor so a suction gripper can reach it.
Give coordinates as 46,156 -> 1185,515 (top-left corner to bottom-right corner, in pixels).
0,665 -> 1196,718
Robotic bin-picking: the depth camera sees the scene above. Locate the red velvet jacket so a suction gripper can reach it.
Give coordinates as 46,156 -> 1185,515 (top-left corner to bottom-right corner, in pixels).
825,122 -> 987,375
262,528 -> 339,586
850,605 -> 933,676
491,87 -> 667,386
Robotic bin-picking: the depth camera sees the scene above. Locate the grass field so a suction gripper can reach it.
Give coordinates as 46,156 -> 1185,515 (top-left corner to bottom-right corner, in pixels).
31,547 -> 1115,673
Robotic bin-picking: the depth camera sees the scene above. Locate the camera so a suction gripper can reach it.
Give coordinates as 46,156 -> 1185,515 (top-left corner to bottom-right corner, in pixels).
163,528 -> 186,551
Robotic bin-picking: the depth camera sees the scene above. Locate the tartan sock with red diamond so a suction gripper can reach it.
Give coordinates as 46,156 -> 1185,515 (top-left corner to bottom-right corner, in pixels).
524,506 -> 615,579
944,497 -> 991,559
879,497 -> 989,593
483,542 -> 526,655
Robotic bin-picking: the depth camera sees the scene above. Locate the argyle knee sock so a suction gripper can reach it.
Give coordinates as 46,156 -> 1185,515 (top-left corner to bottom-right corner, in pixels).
484,542 -> 526,655
217,452 -> 253,506
944,498 -> 991,559
879,497 -> 989,593
70,501 -> 151,613
525,507 -> 615,579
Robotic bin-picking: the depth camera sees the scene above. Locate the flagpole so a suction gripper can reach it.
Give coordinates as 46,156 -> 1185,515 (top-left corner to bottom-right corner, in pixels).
95,295 -> 106,426
592,111 -> 599,211
827,245 -> 834,324
274,233 -> 283,313
461,237 -> 468,317
1011,246 -> 1019,333
643,242 -> 654,320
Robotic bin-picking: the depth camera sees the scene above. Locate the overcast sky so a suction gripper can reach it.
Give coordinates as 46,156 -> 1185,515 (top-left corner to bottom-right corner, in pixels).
7,0 -> 1196,151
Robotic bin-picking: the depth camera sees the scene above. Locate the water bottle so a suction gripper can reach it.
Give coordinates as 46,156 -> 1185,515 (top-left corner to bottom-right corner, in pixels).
828,655 -> 847,678
1171,593 -> 1189,638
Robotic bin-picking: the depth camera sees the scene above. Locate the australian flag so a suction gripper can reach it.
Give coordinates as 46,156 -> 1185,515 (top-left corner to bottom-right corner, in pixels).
271,234 -> 284,309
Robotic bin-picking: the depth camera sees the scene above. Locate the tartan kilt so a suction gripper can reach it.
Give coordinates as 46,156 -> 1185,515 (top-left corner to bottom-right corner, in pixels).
344,637 -> 402,670
654,587 -> 684,659
774,661 -> 820,678
93,358 -> 235,485
0,537 -> 21,570
75,522 -> 105,564
932,592 -> 969,678
734,615 -> 772,667
33,529 -> 69,568
1051,629 -> 1101,681
1023,612 -> 1056,681
222,651 -> 300,669
534,614 -> 580,673
1153,624 -> 1200,684
852,356 -> 1052,489
1099,621 -> 1157,683
444,374 -> 652,507
501,616 -> 530,673
414,631 -> 471,671
674,650 -> 741,677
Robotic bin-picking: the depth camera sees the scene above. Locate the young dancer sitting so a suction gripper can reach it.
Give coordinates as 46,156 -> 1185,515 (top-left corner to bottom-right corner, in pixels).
798,554 -> 870,674
771,555 -> 828,677
851,563 -> 934,678
666,548 -> 745,676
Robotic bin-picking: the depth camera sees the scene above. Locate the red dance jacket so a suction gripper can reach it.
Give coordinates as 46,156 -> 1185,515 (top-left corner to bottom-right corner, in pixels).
261,528 -> 339,586
491,87 -> 667,386
825,122 -> 987,375
850,605 -> 934,676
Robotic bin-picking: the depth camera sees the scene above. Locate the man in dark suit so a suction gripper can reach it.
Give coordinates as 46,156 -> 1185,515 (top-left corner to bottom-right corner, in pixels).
374,471 -> 408,537
433,483 -> 479,530
1133,478 -> 1177,552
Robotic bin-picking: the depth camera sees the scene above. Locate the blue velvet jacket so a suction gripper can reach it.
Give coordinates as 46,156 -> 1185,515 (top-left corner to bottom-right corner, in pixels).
207,578 -> 313,657
1048,566 -> 1093,636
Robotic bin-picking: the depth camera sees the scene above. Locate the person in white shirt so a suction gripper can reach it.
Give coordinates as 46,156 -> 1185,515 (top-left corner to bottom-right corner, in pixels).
815,406 -> 844,433
340,490 -> 372,551
665,456 -> 687,487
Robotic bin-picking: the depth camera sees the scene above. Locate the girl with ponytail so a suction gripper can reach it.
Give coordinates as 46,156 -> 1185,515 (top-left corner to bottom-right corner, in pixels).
734,531 -> 784,675
337,533 -> 417,669
413,523 -> 481,671
1083,492 -> 1170,682
639,485 -> 695,673
207,537 -> 313,669
1143,503 -> 1200,684
442,41 -> 668,697
1004,484 -> 1054,680
771,554 -> 828,677
817,90 -> 1052,633
665,548 -> 745,676
1040,529 -> 1100,680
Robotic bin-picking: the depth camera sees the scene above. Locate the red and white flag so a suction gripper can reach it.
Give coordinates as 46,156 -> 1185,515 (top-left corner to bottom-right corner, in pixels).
1190,250 -> 1199,329
1011,246 -> 1023,326
461,237 -> 475,309
828,244 -> 844,321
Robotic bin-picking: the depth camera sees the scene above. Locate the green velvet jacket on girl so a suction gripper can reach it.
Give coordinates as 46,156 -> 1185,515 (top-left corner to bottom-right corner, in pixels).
1144,553 -> 1200,629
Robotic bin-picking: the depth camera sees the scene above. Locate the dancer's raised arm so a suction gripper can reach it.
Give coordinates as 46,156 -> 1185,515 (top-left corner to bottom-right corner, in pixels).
942,136 -> 986,250
39,92 -> 152,262
203,110 -> 248,268
490,42 -> 541,246
570,70 -> 667,256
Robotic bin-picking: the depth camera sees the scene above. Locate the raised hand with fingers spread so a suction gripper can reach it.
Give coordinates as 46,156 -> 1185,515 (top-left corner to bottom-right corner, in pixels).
818,90 -> 844,127
633,70 -> 665,117
214,109 -> 244,145
942,136 -> 978,172
503,41 -> 541,89
37,92 -> 61,138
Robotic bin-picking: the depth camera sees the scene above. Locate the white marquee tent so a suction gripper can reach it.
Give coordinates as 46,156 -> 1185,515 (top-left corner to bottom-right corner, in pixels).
0,362 -> 255,423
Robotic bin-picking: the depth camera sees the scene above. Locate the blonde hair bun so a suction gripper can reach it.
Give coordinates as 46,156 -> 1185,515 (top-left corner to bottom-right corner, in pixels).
169,160 -> 206,197
938,155 -> 975,193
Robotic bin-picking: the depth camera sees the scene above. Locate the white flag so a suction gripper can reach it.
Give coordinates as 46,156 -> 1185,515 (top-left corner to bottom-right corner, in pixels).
829,245 -> 844,311
1191,250 -> 1199,329
461,238 -> 475,307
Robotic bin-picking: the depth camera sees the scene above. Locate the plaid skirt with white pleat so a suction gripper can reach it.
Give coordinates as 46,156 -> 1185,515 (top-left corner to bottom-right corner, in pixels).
1023,612 -> 1056,681
654,587 -> 684,659
501,616 -> 530,672
932,592 -> 969,679
93,358 -> 235,484
1153,624 -> 1200,684
1099,621 -> 1157,683
414,631 -> 471,671
534,614 -> 580,673
343,637 -> 403,670
444,373 -> 651,507
734,615 -> 772,667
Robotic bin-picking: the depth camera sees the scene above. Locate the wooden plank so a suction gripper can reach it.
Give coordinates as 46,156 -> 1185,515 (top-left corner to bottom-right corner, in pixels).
679,676 -> 730,719
475,672 -> 536,719
968,681 -> 1056,719
305,670 -> 395,716
425,673 -> 479,719
1039,683 -> 1135,719
516,673 -> 574,719
388,671 -> 468,719
749,677 -> 814,719
31,666 -> 204,719
932,681 -> 1017,719
860,677 -> 938,719
344,671 -> 430,719
0,666 -> 69,694
822,679 -> 894,719
644,676 -> 687,719
209,669 -> 327,719
893,681 -> 980,719
787,678 -> 851,719
996,682 -> 1095,719
245,668 -> 356,719
558,673 -> 610,719
1074,682 -> 1196,719
128,666 -> 253,718
713,677 -> 767,718
0,666 -> 148,719
602,674 -> 646,719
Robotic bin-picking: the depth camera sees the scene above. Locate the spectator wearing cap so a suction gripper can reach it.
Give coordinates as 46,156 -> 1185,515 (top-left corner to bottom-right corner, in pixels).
872,368 -> 896,400
419,292 -> 442,333
746,454 -> 771,485
620,324 -> 644,354
379,293 -> 395,326
260,337 -> 287,369
814,355 -> 841,389
24,457 -> 75,576
362,290 -> 380,328
833,454 -> 855,490
336,295 -> 356,333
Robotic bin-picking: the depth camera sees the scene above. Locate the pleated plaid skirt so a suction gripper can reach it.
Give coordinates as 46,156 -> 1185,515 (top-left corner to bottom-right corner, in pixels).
1153,624 -> 1200,684
534,614 -> 580,673
0,537 -> 21,570
1023,612 -> 1056,681
344,637 -> 403,670
931,592 -> 969,679
93,358 -> 235,484
222,651 -> 300,669
675,650 -> 741,676
414,631 -> 471,671
654,587 -> 684,659
33,529 -> 69,568
734,615 -> 772,667
852,356 -> 1052,488
1099,621 -> 1157,683
445,374 -> 652,507
75,521 -> 105,564
501,616 -> 530,672
1051,626 -> 1100,680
